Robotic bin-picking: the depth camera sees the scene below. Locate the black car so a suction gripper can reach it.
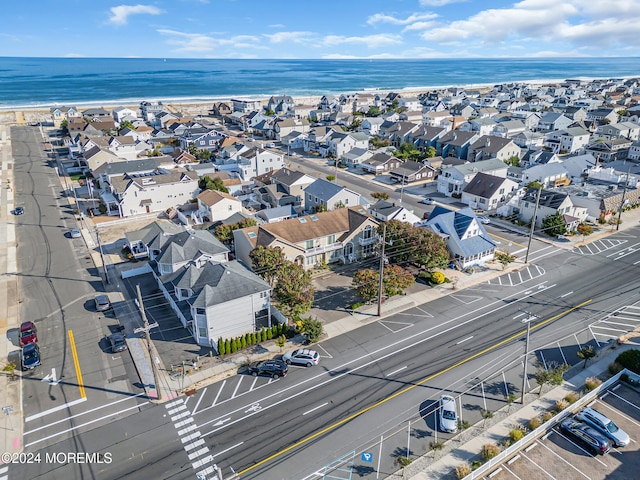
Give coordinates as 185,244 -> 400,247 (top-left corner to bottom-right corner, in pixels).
108,332 -> 127,353
22,343 -> 41,370
559,418 -> 611,455
247,360 -> 288,378
13,207 -> 24,215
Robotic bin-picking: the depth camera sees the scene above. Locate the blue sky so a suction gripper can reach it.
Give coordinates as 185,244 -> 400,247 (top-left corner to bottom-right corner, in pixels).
4,0 -> 640,59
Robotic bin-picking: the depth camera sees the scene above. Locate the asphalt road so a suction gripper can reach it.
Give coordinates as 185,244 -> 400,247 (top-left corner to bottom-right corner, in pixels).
10,126 -> 146,450
9,125 -> 640,480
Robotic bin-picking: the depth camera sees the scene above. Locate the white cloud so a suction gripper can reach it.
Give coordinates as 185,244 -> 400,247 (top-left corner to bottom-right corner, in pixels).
323,34 -> 402,49
263,31 -> 314,44
367,12 -> 438,26
419,0 -> 466,6
402,21 -> 438,32
157,29 -> 262,54
63,53 -> 86,58
108,4 -> 163,26
419,0 -> 640,52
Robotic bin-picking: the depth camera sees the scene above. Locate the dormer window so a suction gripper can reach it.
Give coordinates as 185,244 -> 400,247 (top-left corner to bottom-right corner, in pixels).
180,288 -> 191,298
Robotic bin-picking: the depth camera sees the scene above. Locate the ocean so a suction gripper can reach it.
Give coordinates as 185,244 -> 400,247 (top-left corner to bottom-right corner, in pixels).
1,57 -> 640,109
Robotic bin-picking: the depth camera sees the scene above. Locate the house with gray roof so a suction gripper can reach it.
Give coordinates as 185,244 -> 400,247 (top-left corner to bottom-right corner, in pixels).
360,152 -> 402,174
423,206 -> 496,269
124,220 -> 186,260
461,172 -> 519,211
522,162 -> 570,188
518,188 -> 587,228
436,130 -> 481,159
255,205 -> 298,224
153,229 -> 229,275
304,178 -> 362,212
466,135 -> 520,163
544,126 -> 591,154
437,157 -> 508,197
158,260 -> 271,347
389,161 -> 437,184
537,112 -> 572,132
368,200 -> 421,225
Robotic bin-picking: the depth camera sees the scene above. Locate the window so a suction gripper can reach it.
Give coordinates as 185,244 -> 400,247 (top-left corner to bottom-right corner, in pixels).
198,327 -> 207,338
327,234 -> 336,244
362,244 -> 374,256
196,307 -> 206,316
180,288 -> 190,298
305,240 -> 314,249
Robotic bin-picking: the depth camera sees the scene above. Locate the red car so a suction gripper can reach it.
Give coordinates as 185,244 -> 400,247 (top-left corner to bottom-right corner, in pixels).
19,321 -> 38,347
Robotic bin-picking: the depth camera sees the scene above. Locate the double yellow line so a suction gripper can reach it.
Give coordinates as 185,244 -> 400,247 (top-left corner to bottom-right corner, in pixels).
238,299 -> 593,476
68,329 -> 86,398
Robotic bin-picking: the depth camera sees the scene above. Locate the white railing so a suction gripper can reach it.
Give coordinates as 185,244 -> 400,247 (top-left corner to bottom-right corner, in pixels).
306,242 -> 343,255
358,236 -> 378,246
463,369 -> 628,480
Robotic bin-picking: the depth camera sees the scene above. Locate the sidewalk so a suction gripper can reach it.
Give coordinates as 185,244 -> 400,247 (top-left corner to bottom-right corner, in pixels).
0,124 -> 23,456
403,339 -> 640,480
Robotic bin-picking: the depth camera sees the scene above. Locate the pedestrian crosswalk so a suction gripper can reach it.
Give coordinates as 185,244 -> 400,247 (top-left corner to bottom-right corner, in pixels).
487,265 -> 545,286
589,305 -> 640,345
165,398 -> 220,480
571,239 -> 627,255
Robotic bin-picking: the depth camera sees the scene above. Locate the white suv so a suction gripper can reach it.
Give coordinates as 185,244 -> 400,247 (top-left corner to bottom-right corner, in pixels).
439,395 -> 458,433
574,407 -> 629,447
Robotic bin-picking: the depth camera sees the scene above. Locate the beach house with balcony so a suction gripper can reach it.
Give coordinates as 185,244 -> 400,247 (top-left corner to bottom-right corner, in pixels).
233,207 -> 380,270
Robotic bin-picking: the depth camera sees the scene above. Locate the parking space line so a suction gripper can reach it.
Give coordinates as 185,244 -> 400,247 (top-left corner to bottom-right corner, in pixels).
556,342 -> 568,365
250,377 -> 258,390
535,439 -> 590,479
607,390 -> 640,411
521,452 -> 557,479
231,376 -> 243,398
601,320 -> 637,328
591,325 -> 628,333
191,387 -> 207,415
212,379 -> 226,407
315,344 -> 334,358
503,464 -> 523,479
551,430 -> 607,467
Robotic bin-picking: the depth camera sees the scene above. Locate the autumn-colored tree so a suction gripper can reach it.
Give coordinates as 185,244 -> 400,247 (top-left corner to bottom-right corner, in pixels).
577,223 -> 593,238
273,261 -> 314,319
371,192 -> 390,201
382,264 -> 415,296
250,246 -> 286,286
381,220 -> 449,271
214,217 -> 257,245
352,268 -> 380,302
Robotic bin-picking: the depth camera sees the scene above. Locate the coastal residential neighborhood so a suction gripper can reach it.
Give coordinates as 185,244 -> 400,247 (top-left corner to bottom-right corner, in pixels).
41,77 -> 640,348
5,77 -> 640,480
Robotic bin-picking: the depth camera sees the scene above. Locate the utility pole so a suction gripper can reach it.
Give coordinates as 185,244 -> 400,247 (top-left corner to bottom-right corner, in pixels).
96,229 -> 109,284
134,285 -> 161,400
377,223 -> 387,317
525,186 -> 542,263
616,166 -> 631,231
520,310 -> 537,405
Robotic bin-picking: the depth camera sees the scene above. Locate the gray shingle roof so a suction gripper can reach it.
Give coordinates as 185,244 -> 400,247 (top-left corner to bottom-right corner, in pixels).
425,206 -> 495,257
155,230 -> 229,266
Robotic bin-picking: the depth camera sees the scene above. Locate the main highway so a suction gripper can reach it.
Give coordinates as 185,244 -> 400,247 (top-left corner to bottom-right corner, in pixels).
7,125 -> 640,480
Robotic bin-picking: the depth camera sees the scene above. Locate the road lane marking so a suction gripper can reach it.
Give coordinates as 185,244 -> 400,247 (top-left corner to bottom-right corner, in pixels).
198,281 -> 554,420
456,336 -> 474,345
192,387 -> 207,415
236,299 -> 593,476
68,329 -> 86,398
560,291 -> 573,298
386,366 -> 408,376
489,232 -> 525,248
24,397 -> 87,423
212,442 -> 243,458
25,392 -> 145,432
24,403 -> 146,447
302,402 -> 329,416
212,379 -> 226,406
231,376 -> 243,398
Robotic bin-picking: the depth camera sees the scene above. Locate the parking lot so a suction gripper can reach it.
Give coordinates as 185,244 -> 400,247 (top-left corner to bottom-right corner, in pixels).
488,383 -> 640,480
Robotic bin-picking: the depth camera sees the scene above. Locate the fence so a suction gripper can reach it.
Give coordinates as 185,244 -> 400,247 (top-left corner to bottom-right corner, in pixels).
462,368 -> 628,479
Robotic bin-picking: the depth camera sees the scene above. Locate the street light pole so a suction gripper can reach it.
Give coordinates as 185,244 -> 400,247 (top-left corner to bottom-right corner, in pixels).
520,310 -> 537,405
525,186 -> 542,263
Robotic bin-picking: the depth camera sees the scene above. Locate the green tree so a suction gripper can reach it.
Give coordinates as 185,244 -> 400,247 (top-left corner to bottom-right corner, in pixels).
298,316 -> 324,343
214,217 -> 257,245
494,251 -> 515,270
231,338 -> 238,353
312,204 -> 328,213
526,180 -> 544,190
261,328 -> 267,342
224,339 -> 231,354
382,220 -> 449,271
423,146 -> 436,158
347,118 -> 362,131
275,334 -> 287,351
273,261 -> 315,319
577,345 -> 596,369
541,212 -> 566,237
198,175 -> 229,193
506,155 -> 520,167
371,192 -> 390,201
118,120 -> 134,132
369,137 -> 390,149
265,108 -> 275,116
616,349 -> 640,374
240,336 -> 247,349
59,119 -> 69,136
218,337 -> 225,355
250,246 -> 286,286
366,106 -> 380,117
392,141 -> 421,161
352,268 -> 380,303
326,175 -> 336,182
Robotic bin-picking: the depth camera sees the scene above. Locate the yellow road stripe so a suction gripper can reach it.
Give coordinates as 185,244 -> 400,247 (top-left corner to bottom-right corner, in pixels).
68,329 -> 86,399
238,298 -> 592,476
490,232 -> 526,248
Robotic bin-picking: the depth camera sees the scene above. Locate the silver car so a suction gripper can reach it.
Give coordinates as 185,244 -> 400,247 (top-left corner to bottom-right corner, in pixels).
282,349 -> 319,367
574,407 -> 630,447
439,395 -> 458,433
95,295 -> 111,311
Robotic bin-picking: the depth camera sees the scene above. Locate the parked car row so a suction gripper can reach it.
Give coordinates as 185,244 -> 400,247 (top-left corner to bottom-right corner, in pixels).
19,321 -> 40,370
247,348 -> 320,379
559,407 -> 630,455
